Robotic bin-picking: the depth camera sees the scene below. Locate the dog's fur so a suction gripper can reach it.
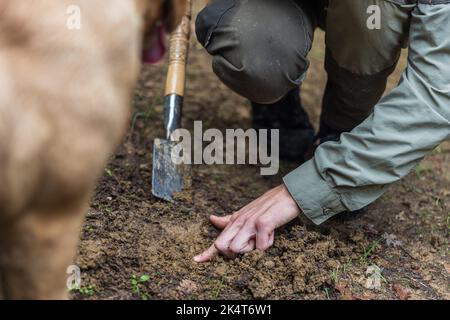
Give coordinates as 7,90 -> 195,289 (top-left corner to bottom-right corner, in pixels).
0,0 -> 186,299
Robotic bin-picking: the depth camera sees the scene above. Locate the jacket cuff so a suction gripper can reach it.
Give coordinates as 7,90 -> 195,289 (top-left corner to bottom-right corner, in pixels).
283,159 -> 347,225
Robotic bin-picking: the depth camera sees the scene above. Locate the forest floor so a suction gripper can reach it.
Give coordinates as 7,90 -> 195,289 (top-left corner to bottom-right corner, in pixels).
71,15 -> 449,300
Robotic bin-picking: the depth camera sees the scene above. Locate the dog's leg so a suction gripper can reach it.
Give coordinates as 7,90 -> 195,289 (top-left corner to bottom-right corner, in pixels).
0,195 -> 89,300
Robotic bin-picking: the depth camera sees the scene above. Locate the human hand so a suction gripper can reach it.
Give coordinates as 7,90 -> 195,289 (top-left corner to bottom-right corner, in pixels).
194,184 -> 301,262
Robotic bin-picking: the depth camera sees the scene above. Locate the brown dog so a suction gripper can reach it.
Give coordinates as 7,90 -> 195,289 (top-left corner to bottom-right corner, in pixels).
0,0 -> 186,299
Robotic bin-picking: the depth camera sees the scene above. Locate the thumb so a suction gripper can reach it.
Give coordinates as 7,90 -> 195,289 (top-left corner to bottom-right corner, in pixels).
210,215 -> 232,229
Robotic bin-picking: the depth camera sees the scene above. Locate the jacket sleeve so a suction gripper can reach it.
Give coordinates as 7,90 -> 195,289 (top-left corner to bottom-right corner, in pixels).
283,3 -> 450,225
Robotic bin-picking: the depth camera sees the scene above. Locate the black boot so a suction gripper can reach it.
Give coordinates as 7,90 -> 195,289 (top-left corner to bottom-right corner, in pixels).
317,120 -> 369,221
252,87 -> 315,163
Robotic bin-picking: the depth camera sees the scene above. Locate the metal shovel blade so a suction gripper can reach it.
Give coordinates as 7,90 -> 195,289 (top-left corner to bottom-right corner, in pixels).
152,138 -> 189,202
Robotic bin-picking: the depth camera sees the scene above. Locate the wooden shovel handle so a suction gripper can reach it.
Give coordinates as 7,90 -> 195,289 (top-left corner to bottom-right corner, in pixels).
164,0 -> 192,97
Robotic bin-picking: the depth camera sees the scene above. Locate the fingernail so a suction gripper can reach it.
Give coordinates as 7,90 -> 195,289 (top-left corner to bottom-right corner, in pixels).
193,255 -> 202,262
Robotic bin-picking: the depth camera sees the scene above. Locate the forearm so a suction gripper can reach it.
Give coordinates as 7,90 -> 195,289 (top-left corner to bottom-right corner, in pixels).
284,3 -> 450,224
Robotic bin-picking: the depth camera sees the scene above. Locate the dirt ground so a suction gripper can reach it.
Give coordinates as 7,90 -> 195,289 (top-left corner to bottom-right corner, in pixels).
71,16 -> 449,300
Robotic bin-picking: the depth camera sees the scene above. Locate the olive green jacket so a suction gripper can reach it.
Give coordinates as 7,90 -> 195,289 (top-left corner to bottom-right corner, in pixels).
284,1 -> 450,224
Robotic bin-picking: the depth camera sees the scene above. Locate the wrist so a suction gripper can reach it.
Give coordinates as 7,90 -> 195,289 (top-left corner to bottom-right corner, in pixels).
280,184 -> 302,216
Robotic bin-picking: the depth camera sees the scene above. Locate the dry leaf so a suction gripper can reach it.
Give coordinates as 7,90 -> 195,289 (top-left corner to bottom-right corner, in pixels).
335,281 -> 354,300
395,211 -> 407,221
383,233 -> 403,247
393,284 -> 411,300
444,263 -> 450,274
353,293 -> 375,300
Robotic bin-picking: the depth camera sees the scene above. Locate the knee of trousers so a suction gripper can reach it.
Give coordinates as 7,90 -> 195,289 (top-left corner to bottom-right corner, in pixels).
196,0 -> 315,104
325,0 -> 413,75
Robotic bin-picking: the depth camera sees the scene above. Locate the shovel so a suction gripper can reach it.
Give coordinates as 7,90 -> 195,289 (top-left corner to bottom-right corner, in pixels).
152,0 -> 192,202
